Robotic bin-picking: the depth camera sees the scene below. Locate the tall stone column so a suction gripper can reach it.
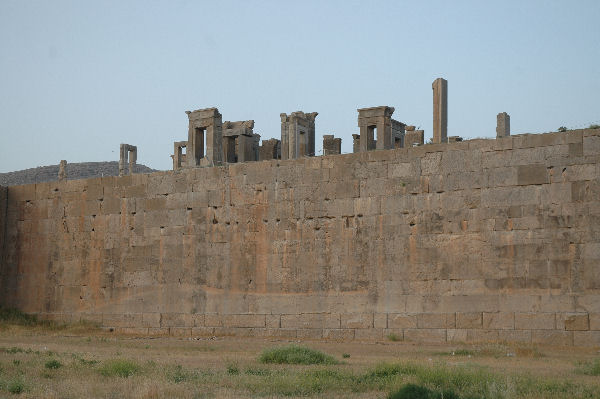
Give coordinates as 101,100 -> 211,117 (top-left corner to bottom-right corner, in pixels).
432,78 -> 448,144
58,160 -> 67,181
496,112 -> 510,138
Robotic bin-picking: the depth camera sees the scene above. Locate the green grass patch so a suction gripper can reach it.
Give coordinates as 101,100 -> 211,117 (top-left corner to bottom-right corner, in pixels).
259,345 -> 339,365
98,359 -> 141,378
44,359 -> 62,369
576,358 -> 600,376
0,308 -> 38,326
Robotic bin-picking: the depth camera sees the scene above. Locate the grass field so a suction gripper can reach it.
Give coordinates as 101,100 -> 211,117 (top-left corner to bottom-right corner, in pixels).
0,311 -> 599,398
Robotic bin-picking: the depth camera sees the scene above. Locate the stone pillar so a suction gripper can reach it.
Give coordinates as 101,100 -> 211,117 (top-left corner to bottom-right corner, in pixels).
186,107 -> 223,167
432,78 -> 448,144
496,112 -> 510,138
357,106 -> 395,152
323,135 -> 342,155
352,134 -> 360,153
58,160 -> 67,181
280,111 -> 318,160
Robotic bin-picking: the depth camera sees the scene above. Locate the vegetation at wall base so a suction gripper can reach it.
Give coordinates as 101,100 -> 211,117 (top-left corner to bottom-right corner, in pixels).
259,344 -> 339,365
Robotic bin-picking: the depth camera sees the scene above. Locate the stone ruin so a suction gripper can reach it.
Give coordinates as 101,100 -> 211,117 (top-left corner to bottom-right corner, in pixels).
119,144 -> 137,176
117,78 -> 510,173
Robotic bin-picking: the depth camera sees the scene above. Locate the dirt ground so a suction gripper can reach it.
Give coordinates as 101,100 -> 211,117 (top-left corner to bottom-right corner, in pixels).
1,326 -> 599,398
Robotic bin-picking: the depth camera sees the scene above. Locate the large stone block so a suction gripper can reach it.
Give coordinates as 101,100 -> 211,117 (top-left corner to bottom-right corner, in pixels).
515,313 -> 555,330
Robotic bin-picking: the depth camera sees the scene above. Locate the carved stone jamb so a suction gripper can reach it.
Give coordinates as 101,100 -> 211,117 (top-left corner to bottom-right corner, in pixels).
172,141 -> 187,170
280,111 -> 318,160
496,112 -> 510,138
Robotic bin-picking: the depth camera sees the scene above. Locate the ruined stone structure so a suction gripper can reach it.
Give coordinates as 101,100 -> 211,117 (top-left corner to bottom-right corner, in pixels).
280,111 -> 318,160
186,108 -> 223,167
404,126 -> 425,147
119,144 -> 137,176
222,120 -> 257,163
323,135 -> 342,156
1,125 -> 599,346
357,106 -> 405,152
497,112 -> 511,138
259,138 -> 280,161
432,78 -> 448,144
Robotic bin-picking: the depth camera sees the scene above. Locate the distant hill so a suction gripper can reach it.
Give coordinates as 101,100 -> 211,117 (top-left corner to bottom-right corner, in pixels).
0,161 -> 158,186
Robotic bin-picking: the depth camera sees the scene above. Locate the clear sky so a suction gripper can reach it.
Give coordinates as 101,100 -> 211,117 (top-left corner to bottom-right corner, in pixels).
1,0 -> 598,172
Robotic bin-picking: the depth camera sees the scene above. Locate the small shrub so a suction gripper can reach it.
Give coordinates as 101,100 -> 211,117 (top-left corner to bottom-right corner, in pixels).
342,353 -> 350,358
99,359 -> 140,378
558,126 -> 568,132
45,359 -> 62,369
226,363 -> 239,375
7,380 -> 25,394
259,345 -> 338,365
387,333 -> 401,342
589,124 -> 600,129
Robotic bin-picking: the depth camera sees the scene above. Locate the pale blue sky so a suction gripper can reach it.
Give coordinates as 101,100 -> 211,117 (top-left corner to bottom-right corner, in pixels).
1,0 -> 599,172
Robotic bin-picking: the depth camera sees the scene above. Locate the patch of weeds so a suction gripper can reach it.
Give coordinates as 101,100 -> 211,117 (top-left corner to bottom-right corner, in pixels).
45,359 -> 62,369
144,345 -> 150,349
576,359 -> 600,376
7,379 -> 25,394
387,333 -> 401,342
226,363 -> 239,375
558,126 -> 568,132
342,353 -> 351,358
0,308 -> 38,326
259,345 -> 338,365
589,124 -> 600,130
170,365 -> 188,383
12,360 -> 20,366
98,359 -> 141,378
245,367 -> 271,376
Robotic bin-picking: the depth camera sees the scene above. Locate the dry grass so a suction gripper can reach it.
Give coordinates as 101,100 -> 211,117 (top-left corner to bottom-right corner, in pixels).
0,316 -> 599,398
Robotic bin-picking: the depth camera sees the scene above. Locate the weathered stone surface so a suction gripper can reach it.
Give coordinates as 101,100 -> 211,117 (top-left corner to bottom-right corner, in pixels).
1,129 -> 600,346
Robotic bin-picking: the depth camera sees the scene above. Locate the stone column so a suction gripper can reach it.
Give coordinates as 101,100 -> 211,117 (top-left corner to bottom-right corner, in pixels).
496,112 -> 510,138
58,160 -> 67,181
432,78 -> 448,144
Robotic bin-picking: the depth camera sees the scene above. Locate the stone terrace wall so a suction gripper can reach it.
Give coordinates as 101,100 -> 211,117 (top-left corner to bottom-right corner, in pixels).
1,129 -> 599,346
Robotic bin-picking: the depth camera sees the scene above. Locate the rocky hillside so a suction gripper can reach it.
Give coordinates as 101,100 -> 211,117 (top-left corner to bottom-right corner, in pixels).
0,162 -> 157,186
